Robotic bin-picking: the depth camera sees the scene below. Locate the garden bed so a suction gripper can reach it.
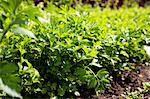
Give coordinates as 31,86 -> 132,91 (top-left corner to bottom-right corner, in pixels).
90,64 -> 150,99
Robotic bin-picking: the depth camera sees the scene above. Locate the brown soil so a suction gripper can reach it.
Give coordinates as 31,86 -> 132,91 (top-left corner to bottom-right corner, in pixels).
92,64 -> 150,99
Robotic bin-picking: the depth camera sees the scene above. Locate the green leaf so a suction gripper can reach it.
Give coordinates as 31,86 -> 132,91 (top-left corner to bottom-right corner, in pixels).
0,0 -> 22,14
75,67 -> 86,76
88,77 -> 97,88
13,27 -> 37,40
89,48 -> 98,57
58,87 -> 65,96
120,50 -> 129,58
38,17 -> 49,23
143,82 -> 150,89
144,45 -> 150,57
13,17 -> 27,24
0,62 -> 18,74
0,62 -> 21,97
21,5 -> 43,22
1,74 -> 21,93
0,78 -> 22,99
8,0 -> 22,14
89,58 -> 102,68
96,69 -> 109,78
0,1 -> 11,14
100,78 -> 110,83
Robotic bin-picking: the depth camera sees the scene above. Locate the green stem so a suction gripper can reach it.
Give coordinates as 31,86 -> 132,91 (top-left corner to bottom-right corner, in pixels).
85,66 -> 100,86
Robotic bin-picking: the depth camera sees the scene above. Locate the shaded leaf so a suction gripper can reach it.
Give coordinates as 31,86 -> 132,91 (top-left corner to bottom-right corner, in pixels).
0,78 -> 22,99
0,62 -> 18,74
88,78 -> 97,88
1,74 -> 21,93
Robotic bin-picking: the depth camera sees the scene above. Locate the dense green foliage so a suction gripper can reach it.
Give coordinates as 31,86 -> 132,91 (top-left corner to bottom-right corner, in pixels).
0,0 -> 150,98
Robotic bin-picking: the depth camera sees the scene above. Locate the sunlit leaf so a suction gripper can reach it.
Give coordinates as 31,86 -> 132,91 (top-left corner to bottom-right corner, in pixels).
89,58 -> 102,68
100,78 -> 110,83
120,50 -> 129,58
96,69 -> 109,78
13,27 -> 37,40
144,45 -> 150,57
